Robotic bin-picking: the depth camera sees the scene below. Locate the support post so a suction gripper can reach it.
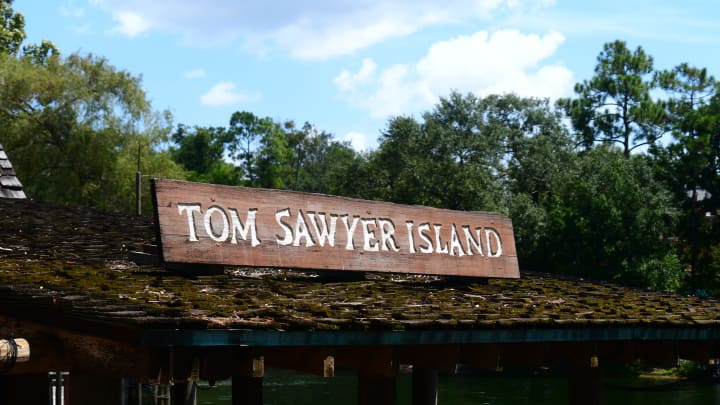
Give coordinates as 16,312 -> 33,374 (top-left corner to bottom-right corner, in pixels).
232,355 -> 264,405
411,367 -> 438,405
121,378 -> 142,405
171,381 -> 197,405
568,359 -> 603,405
136,171 -> 142,216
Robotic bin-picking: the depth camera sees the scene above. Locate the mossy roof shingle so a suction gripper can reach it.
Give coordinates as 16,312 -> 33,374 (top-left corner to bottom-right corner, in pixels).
1,198 -> 720,333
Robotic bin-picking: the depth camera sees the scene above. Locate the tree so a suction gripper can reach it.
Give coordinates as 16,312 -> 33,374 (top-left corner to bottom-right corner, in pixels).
0,0 -> 25,56
227,111 -> 273,186
0,52 -> 184,212
656,64 -> 720,292
170,125 -> 241,185
503,98 -> 575,269
559,40 -> 664,155
542,147 -> 680,289
373,92 -> 511,211
255,120 -> 294,189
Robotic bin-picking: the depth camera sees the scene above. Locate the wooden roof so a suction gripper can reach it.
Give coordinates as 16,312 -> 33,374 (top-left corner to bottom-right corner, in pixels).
0,144 -> 26,199
2,197 -> 720,347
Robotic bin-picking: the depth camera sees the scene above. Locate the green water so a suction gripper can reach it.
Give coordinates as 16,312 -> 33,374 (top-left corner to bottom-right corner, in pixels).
195,370 -> 720,404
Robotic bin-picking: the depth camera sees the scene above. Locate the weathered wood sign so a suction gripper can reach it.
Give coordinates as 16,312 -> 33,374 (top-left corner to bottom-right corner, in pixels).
152,179 -> 519,278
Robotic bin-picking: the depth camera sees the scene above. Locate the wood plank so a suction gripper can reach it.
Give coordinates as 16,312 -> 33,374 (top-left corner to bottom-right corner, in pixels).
152,179 -> 519,278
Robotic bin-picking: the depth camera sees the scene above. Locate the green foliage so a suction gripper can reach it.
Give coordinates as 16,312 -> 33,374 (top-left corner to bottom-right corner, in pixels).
540,147 -> 678,284
169,124 -> 241,185
0,51 -> 184,213
227,111 -> 275,185
559,40 -> 664,155
0,0 -> 25,56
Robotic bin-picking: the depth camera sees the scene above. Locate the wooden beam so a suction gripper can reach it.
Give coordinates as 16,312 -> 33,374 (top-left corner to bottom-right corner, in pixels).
459,344 -> 502,372
411,367 -> 438,405
263,346 -> 334,377
0,338 -> 30,365
634,341 -> 678,368
397,345 -> 458,373
335,346 -> 395,377
677,340 -> 717,362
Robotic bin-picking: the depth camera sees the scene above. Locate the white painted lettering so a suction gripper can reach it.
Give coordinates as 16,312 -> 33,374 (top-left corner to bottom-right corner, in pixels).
485,228 -> 503,257
449,224 -> 465,257
341,215 -> 360,250
434,224 -> 449,254
406,221 -> 416,254
204,205 -> 229,242
228,208 -> 260,246
362,218 -> 379,252
177,203 -> 201,242
275,208 -> 293,246
308,212 -> 337,247
418,223 -> 433,254
293,210 -> 315,247
463,226 -> 483,256
378,219 -> 400,252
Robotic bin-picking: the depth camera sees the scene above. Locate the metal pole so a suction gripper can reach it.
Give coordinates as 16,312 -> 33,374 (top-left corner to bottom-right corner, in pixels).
136,171 -> 142,216
136,140 -> 142,216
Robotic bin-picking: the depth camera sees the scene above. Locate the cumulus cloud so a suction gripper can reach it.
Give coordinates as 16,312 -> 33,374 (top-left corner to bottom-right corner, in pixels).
334,29 -> 574,118
88,0 -> 545,59
200,82 -> 258,107
110,11 -> 152,37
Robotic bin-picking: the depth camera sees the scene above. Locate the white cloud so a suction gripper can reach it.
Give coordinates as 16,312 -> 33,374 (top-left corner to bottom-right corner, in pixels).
200,82 -> 258,107
88,0 -> 549,59
184,69 -> 206,79
334,29 -> 574,118
342,131 -> 370,151
334,59 -> 377,92
111,11 -> 152,38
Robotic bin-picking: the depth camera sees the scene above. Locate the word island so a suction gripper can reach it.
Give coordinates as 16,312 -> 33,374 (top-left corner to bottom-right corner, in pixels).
153,179 -> 519,278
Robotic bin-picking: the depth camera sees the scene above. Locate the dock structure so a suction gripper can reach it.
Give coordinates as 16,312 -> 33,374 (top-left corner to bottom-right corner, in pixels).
1,196 -> 720,404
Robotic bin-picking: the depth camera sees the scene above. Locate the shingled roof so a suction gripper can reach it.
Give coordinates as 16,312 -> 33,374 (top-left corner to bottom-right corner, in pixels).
1,197 -> 720,339
0,144 -> 26,199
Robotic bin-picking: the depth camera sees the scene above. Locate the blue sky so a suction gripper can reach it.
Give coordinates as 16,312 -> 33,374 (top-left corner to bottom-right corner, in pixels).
14,0 -> 720,151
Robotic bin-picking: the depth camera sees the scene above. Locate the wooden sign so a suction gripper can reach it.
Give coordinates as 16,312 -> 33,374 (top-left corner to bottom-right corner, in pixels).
152,179 -> 519,278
